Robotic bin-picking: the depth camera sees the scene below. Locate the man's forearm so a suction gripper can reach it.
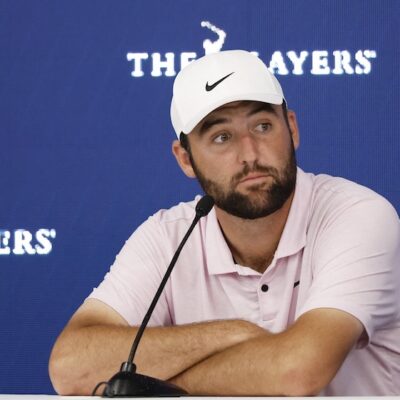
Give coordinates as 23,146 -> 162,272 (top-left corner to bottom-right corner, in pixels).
49,319 -> 265,395
170,332 -> 319,396
170,332 -> 290,396
170,309 -> 362,396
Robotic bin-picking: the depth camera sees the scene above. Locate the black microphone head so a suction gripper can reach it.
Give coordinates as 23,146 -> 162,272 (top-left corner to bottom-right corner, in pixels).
195,195 -> 214,217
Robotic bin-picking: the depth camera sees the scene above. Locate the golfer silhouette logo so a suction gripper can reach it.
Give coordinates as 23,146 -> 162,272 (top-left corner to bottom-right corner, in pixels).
201,21 -> 226,54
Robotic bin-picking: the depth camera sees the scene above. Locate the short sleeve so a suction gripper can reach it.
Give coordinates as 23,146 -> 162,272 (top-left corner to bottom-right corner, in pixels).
87,215 -> 174,327
299,195 -> 400,347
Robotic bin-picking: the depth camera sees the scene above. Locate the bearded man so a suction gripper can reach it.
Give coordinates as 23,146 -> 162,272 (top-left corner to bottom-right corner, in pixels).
49,50 -> 400,396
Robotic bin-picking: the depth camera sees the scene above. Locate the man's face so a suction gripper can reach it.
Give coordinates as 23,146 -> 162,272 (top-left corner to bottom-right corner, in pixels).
181,101 -> 299,219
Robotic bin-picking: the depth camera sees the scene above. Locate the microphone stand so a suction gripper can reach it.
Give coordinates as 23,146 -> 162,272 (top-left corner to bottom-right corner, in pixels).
96,195 -> 214,397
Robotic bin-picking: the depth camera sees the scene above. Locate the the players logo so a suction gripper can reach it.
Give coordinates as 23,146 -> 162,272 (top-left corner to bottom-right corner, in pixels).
0,229 -> 56,256
126,21 -> 377,78
201,21 -> 226,55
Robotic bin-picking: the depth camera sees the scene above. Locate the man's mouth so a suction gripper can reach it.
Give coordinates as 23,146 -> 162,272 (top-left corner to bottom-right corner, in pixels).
238,174 -> 270,184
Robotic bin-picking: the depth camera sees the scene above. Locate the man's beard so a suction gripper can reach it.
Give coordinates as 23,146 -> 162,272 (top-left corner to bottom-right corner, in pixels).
189,140 -> 297,220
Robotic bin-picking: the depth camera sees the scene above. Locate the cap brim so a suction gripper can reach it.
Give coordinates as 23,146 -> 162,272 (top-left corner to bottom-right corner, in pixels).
181,92 -> 283,134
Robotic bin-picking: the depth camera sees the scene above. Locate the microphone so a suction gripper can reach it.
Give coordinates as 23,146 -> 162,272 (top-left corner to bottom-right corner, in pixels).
94,195 -> 214,397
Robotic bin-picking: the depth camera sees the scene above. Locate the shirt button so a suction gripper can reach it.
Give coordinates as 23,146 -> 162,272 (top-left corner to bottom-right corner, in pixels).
261,284 -> 269,292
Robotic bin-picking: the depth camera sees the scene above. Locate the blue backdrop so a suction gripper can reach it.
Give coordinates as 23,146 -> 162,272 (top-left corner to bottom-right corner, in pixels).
0,0 -> 399,394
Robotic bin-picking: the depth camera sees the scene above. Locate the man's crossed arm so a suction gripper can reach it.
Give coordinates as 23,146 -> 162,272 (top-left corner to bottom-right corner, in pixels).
49,298 -> 362,396
169,308 -> 363,395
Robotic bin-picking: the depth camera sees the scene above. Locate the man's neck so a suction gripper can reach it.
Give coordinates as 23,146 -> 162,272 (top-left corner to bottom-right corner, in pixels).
215,192 -> 295,274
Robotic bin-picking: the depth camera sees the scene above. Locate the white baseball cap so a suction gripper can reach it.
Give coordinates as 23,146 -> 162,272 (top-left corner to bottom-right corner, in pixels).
170,49 -> 285,138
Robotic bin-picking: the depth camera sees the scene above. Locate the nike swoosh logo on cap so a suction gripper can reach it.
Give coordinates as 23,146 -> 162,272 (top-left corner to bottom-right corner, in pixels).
205,72 -> 234,91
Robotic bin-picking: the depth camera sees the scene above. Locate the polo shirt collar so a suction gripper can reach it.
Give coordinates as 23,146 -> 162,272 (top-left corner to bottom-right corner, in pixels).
205,167 -> 313,275
205,207 -> 239,275
274,167 -> 312,258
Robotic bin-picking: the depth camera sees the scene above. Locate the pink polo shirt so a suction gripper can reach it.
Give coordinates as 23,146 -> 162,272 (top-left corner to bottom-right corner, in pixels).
88,168 -> 400,395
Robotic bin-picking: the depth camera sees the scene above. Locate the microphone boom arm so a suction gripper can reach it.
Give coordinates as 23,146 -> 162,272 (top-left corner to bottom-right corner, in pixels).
128,213 -> 202,365
99,195 -> 214,397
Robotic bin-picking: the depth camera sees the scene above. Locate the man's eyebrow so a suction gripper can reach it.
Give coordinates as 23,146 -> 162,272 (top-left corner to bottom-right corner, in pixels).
247,102 -> 278,117
197,102 -> 277,136
198,117 -> 230,136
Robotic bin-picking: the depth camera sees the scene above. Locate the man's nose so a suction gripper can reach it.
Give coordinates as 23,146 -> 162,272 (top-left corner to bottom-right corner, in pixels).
237,133 -> 259,165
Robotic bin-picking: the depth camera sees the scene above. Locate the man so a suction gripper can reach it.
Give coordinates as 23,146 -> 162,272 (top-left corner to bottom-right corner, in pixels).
49,50 -> 400,396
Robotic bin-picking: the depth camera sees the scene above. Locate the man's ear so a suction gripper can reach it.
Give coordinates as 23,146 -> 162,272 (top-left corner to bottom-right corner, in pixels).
172,139 -> 196,178
287,110 -> 300,150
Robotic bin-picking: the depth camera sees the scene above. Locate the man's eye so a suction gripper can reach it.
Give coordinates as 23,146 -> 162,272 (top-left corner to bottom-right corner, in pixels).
213,133 -> 231,143
254,123 -> 272,133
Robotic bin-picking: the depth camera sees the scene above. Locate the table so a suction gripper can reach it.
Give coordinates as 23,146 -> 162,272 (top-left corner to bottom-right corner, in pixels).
1,396 -> 399,399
